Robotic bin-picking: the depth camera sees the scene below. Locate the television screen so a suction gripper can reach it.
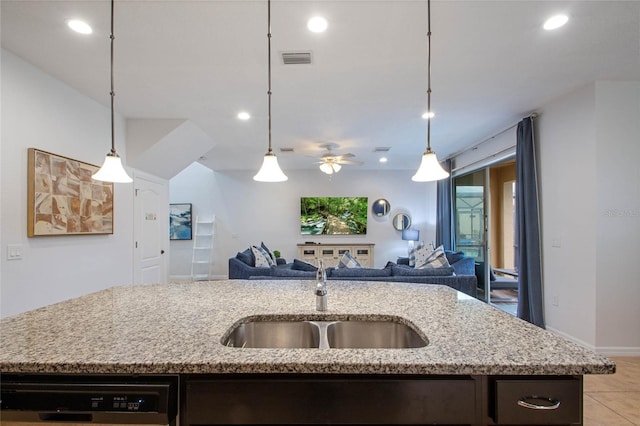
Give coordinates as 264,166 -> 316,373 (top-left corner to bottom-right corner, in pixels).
300,197 -> 368,235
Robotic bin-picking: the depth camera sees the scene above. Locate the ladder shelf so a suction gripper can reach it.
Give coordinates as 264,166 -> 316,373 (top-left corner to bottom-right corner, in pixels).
191,216 -> 215,281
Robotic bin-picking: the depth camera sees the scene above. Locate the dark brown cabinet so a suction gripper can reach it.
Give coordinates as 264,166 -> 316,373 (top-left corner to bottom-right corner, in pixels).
491,376 -> 582,425
182,374 -> 584,425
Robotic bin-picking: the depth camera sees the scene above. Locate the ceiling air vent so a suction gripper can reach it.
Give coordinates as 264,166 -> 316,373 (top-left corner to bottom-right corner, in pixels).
280,147 -> 294,153
374,147 -> 391,152
282,51 -> 312,65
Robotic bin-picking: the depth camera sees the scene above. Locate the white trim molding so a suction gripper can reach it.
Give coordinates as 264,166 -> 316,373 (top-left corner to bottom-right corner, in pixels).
547,326 -> 640,356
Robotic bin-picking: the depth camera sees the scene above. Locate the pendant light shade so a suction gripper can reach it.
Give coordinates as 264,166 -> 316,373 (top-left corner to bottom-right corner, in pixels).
92,0 -> 132,184
254,152 -> 288,182
412,149 -> 449,182
412,0 -> 449,183
253,0 -> 287,182
93,151 -> 133,183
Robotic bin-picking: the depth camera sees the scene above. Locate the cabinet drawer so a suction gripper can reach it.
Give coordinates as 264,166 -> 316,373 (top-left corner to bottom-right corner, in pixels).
493,377 -> 581,425
186,375 -> 478,424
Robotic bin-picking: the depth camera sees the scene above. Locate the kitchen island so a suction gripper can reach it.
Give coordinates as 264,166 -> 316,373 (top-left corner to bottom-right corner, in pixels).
1,280 -> 615,425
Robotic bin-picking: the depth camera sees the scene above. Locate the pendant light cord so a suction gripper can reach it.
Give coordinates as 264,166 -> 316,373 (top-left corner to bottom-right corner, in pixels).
426,0 -> 432,153
267,0 -> 273,154
109,0 -> 116,155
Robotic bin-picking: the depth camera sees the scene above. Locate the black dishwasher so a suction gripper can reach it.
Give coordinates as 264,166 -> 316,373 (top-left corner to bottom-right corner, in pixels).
1,374 -> 178,425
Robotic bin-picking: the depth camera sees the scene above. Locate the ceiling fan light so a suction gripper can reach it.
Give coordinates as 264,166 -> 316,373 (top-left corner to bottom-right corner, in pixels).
92,151 -> 133,183
254,152 -> 288,182
333,163 -> 342,173
319,162 -> 333,174
412,150 -> 449,182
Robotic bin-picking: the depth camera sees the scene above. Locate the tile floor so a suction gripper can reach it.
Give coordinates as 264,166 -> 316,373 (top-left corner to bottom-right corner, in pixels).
584,356 -> 640,425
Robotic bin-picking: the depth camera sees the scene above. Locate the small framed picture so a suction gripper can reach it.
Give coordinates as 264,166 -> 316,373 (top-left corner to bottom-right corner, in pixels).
169,203 -> 192,240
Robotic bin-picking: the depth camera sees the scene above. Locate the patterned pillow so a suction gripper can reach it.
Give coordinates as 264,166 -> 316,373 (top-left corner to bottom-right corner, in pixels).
336,251 -> 361,268
251,245 -> 274,267
261,242 -> 277,265
415,245 -> 451,269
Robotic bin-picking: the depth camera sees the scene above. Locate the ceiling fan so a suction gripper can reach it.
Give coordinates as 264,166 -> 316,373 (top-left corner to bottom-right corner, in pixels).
313,143 -> 363,175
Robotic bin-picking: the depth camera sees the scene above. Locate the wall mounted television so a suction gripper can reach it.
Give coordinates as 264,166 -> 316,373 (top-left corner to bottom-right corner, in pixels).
300,197 -> 368,235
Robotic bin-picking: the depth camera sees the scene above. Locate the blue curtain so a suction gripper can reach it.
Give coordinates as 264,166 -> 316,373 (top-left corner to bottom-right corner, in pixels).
515,117 -> 545,328
435,159 -> 453,250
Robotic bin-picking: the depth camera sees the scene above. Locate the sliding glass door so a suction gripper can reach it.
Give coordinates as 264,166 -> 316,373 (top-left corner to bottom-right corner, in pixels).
453,169 -> 489,302
454,159 -> 519,308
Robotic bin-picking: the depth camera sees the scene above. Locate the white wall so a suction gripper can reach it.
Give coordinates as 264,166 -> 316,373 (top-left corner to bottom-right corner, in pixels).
538,81 -> 640,355
169,163 -> 437,279
1,49 -> 135,318
594,81 -> 640,352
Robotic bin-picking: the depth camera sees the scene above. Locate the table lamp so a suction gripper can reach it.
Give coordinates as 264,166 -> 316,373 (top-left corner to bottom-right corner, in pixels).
402,229 -> 420,266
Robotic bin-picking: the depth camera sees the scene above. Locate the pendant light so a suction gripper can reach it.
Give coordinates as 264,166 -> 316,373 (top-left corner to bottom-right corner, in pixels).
92,0 -> 132,183
254,0 -> 288,182
412,0 -> 449,182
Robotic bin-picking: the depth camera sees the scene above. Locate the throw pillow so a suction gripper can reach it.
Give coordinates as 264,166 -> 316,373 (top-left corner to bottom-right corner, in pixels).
336,251 -> 361,268
391,264 -> 454,276
260,241 -> 277,265
445,250 -> 465,264
292,258 -> 318,272
415,245 -> 451,269
251,245 -> 273,267
236,248 -> 255,266
331,267 -> 392,278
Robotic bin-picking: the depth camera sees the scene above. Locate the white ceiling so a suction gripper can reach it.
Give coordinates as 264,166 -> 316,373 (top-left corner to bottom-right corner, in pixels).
2,1 -> 639,175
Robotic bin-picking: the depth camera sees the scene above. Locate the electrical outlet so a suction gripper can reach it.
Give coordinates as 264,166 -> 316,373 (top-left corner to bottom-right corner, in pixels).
7,244 -> 23,260
552,295 -> 559,306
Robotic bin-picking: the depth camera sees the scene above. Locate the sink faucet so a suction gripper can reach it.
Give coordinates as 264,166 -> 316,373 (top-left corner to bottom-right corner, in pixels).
315,259 -> 327,311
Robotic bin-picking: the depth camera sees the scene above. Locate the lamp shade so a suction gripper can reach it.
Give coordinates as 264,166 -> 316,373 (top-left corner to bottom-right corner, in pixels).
253,152 -> 288,182
402,229 -> 420,241
411,150 -> 449,182
92,152 -> 133,183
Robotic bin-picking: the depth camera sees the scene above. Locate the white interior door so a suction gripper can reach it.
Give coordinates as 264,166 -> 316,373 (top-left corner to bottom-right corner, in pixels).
133,172 -> 169,284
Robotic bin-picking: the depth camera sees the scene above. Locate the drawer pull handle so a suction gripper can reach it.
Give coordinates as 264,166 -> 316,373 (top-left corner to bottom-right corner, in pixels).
517,396 -> 561,410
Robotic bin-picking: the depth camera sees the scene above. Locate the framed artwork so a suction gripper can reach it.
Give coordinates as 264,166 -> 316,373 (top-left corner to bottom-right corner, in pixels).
27,148 -> 114,237
170,203 -> 192,240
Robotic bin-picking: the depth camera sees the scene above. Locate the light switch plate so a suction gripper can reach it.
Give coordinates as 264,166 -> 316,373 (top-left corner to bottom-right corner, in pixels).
7,244 -> 23,260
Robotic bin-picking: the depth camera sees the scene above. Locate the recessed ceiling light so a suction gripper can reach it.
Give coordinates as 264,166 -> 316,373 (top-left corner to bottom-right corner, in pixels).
237,111 -> 251,120
543,14 -> 568,30
379,157 -> 388,163
67,19 -> 93,35
307,16 -> 328,33
422,111 -> 435,119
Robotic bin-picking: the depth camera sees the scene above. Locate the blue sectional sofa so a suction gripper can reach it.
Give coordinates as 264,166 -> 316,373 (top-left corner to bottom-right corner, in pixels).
228,250 -> 477,297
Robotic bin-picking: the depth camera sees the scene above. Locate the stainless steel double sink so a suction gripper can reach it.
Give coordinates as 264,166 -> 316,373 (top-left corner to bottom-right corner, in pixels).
222,317 -> 428,349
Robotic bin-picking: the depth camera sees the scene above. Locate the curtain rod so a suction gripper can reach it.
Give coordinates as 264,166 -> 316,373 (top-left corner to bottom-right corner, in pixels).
444,113 -> 538,162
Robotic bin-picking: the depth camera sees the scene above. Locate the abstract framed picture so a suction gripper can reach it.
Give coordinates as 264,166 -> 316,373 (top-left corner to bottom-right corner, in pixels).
170,203 -> 192,240
27,148 -> 114,236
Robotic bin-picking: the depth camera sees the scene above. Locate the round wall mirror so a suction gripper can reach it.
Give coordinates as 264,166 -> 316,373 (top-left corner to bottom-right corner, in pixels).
372,199 -> 391,217
392,213 -> 411,231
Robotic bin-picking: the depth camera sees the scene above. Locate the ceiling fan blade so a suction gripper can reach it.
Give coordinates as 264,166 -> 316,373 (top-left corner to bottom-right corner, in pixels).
338,159 -> 363,165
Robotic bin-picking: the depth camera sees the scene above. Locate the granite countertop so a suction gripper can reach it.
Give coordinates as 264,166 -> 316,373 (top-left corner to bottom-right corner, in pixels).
0,280 -> 615,376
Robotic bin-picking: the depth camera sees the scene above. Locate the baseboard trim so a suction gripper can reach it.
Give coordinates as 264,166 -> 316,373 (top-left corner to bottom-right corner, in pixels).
546,326 -> 596,352
169,274 -> 227,282
169,275 -> 193,282
547,326 -> 640,356
594,347 -> 640,357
